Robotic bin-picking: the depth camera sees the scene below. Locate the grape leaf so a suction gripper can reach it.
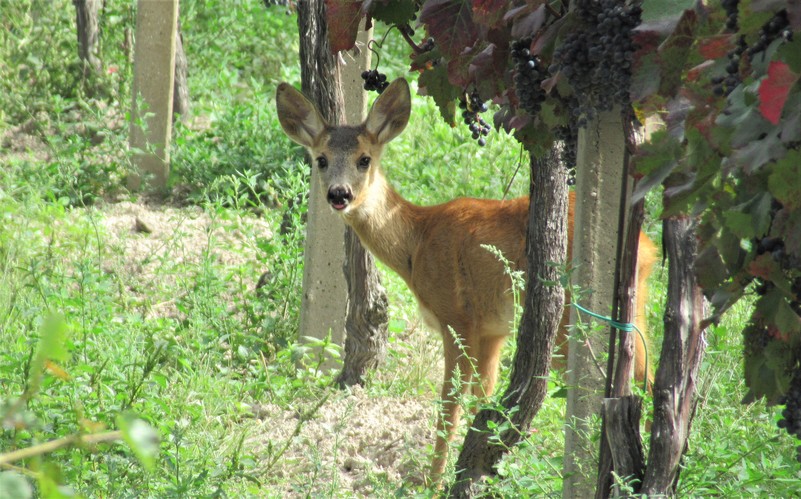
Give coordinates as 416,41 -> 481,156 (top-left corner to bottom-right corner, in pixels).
758,61 -> 800,125
630,49 -> 662,103
777,36 -> 801,72
768,149 -> 801,210
418,64 -> 459,125
695,245 -> 730,291
738,0 -> 775,35
506,4 -> 546,40
657,9 -> 697,97
632,130 -> 682,203
698,34 -> 737,59
468,43 -> 508,99
325,0 -> 364,53
641,0 -> 695,23
369,0 -> 417,26
419,0 -> 479,60
472,0 -> 507,29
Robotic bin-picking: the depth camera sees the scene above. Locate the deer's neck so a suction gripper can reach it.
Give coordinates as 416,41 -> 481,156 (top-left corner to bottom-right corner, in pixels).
343,173 -> 420,283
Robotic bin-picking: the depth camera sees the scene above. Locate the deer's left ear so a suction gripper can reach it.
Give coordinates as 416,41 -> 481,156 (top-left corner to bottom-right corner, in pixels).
365,78 -> 411,145
276,83 -> 327,148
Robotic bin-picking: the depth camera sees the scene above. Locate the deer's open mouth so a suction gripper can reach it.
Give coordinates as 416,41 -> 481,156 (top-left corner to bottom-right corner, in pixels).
330,201 -> 348,211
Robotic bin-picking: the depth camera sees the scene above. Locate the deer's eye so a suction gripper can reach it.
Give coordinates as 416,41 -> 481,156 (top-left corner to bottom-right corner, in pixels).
357,156 -> 371,170
316,156 -> 328,169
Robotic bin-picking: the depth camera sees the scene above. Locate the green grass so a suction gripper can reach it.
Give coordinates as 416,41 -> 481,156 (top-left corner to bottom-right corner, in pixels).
1,0 -> 800,497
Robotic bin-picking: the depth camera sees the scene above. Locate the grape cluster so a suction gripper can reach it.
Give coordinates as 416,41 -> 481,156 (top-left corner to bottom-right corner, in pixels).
361,69 -> 389,94
460,91 -> 490,147
712,10 -> 793,96
711,36 -> 746,97
721,0 -> 739,32
777,369 -> 801,463
549,0 -> 641,124
511,39 -> 547,117
747,10 -> 791,57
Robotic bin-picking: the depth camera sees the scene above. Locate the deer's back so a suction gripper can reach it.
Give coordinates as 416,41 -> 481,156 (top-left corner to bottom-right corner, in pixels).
408,196 -> 529,339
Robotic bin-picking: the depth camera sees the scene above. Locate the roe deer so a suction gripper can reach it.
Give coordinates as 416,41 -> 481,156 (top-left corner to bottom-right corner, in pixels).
276,78 -> 657,480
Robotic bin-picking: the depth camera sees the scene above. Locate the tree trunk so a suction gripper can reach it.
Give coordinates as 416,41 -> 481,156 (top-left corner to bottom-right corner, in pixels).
641,217 -> 706,495
337,229 -> 389,386
449,148 -> 568,497
601,396 -> 645,494
296,0 -> 388,377
172,19 -> 189,122
564,108 -> 630,498
74,0 -> 101,74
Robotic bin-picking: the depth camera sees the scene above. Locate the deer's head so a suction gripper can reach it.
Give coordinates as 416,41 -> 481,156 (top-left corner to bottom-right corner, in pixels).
276,78 -> 411,216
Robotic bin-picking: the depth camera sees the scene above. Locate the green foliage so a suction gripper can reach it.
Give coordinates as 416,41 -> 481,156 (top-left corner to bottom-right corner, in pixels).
630,2 -> 801,405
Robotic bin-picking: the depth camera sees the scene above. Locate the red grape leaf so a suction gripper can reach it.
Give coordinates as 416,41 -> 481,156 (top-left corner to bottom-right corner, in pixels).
698,34 -> 736,59
325,0 -> 364,53
419,0 -> 479,60
472,0 -> 506,28
758,61 -> 800,125
506,3 -> 546,40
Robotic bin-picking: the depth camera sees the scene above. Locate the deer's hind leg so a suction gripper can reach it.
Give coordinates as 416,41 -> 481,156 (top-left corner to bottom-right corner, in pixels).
430,325 -> 479,480
474,334 -> 507,400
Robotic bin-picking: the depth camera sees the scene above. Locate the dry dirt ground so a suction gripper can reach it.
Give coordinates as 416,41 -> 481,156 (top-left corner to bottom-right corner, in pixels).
96,200 -> 444,497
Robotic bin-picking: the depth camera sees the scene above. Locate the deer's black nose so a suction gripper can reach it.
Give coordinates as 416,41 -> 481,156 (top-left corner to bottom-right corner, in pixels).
327,185 -> 353,210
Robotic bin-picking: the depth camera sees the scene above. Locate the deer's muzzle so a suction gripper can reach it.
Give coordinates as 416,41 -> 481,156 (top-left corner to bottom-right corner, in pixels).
327,185 -> 353,211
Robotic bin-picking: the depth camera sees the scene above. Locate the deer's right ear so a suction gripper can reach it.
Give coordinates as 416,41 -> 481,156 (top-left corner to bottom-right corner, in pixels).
276,83 -> 326,148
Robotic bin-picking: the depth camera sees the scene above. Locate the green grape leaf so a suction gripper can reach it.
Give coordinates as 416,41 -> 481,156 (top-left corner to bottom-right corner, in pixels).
417,64 -> 459,126
768,149 -> 801,210
778,36 -> 801,72
369,0 -> 417,26
632,129 -> 682,203
657,8 -> 698,97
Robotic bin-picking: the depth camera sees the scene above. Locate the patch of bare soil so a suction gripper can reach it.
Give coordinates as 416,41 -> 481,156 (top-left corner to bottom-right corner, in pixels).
247,385 -> 436,497
96,200 -> 273,318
